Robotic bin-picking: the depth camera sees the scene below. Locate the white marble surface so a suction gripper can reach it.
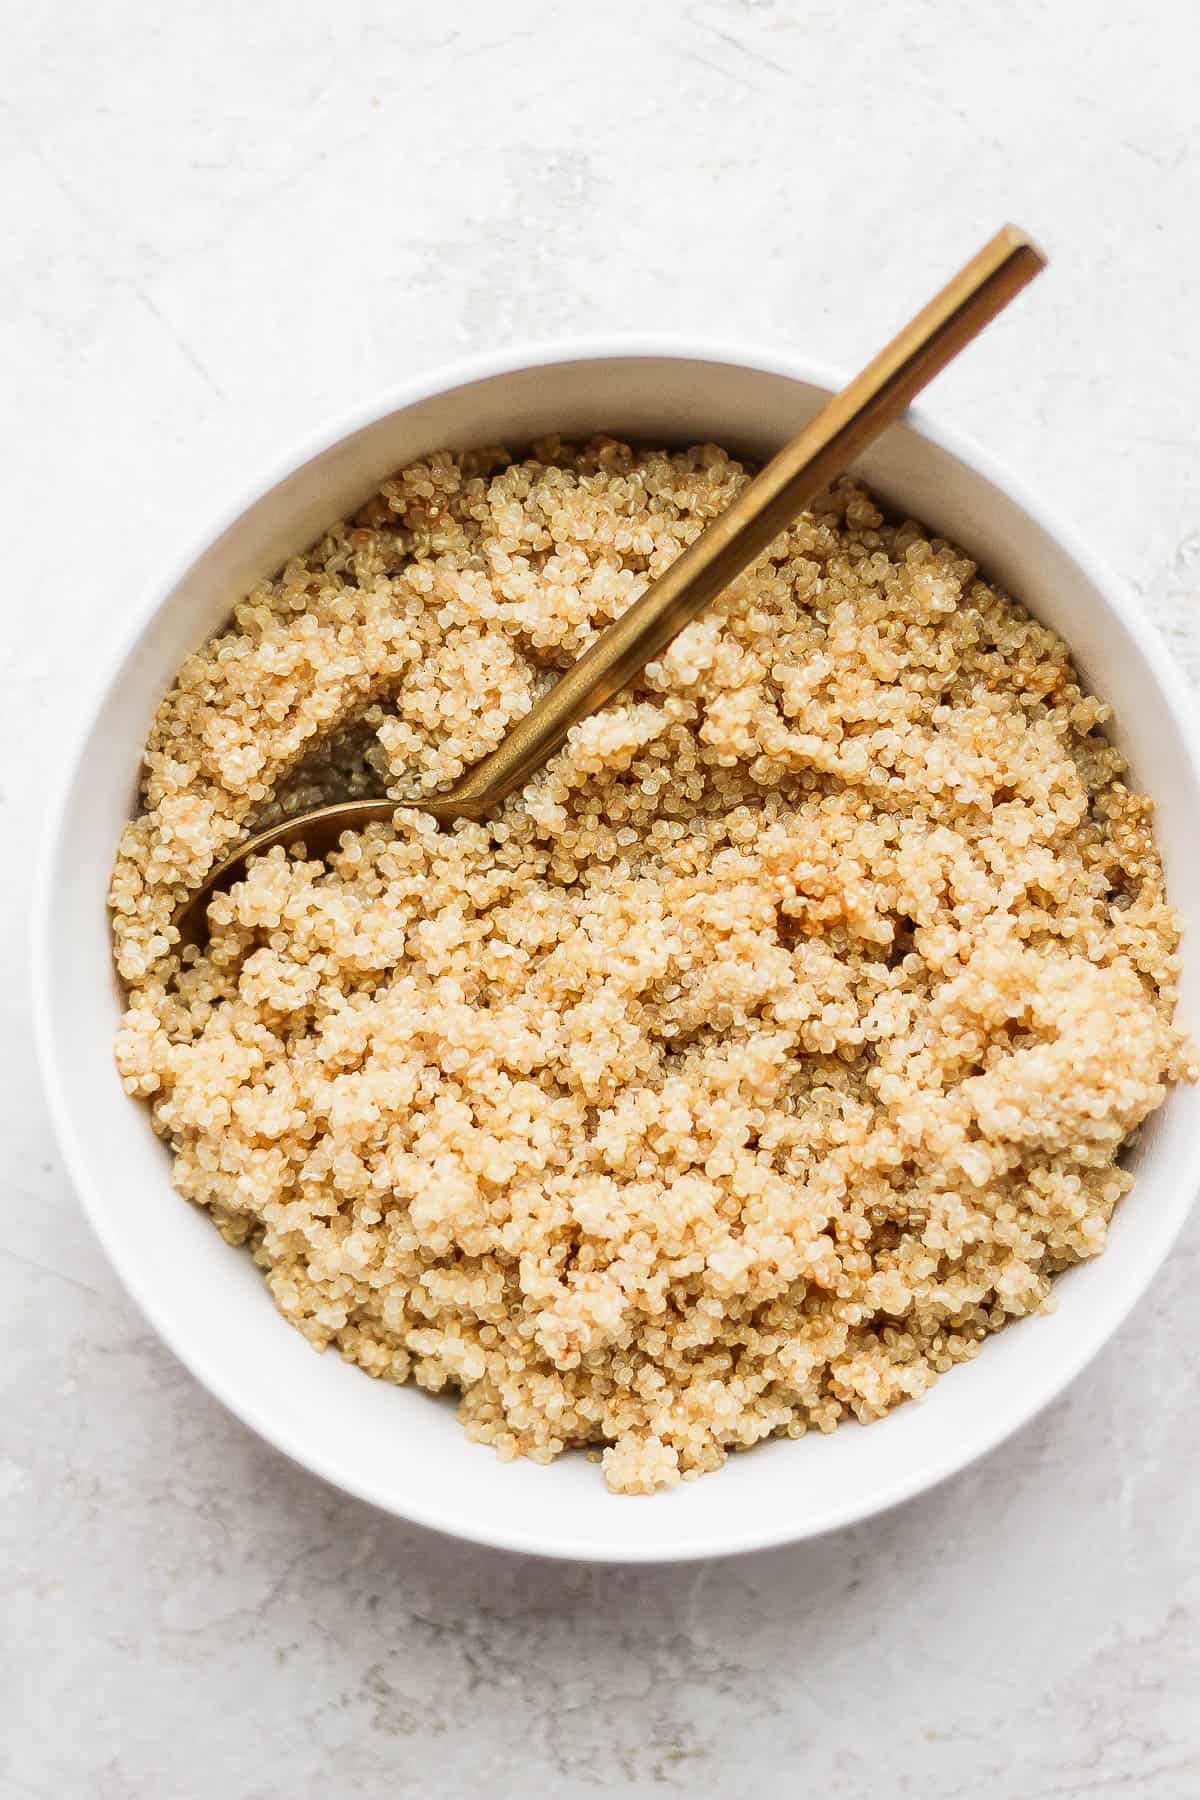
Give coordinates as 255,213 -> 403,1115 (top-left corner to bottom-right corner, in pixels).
4,2 -> 1200,1794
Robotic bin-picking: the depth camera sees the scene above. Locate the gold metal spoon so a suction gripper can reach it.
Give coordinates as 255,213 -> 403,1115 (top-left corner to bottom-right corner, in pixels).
177,224 -> 1045,944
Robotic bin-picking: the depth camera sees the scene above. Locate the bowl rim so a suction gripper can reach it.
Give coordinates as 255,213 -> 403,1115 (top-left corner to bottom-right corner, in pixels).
32,334 -> 1200,1562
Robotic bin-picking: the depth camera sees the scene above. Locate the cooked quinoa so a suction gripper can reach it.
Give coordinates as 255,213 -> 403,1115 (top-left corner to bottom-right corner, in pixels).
110,438 -> 1195,1493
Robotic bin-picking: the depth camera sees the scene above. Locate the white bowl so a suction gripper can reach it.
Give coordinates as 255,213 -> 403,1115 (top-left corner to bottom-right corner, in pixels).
33,342 -> 1200,1562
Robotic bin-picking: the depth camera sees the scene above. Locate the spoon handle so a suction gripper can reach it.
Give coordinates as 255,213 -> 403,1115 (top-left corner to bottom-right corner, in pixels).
443,224 -> 1045,817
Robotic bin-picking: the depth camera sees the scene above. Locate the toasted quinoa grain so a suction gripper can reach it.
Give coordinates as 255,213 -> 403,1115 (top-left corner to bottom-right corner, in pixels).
110,439 -> 1196,1493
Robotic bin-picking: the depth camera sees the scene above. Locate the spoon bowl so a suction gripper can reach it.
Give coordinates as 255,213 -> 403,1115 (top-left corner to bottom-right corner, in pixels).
176,797 -> 457,943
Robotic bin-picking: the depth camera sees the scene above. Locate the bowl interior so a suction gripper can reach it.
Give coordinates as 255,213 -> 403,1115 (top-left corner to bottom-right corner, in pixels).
36,350 -> 1200,1560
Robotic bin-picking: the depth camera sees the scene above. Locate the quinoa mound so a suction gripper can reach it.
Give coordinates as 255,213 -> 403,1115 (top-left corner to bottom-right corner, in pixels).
110,438 -> 1195,1493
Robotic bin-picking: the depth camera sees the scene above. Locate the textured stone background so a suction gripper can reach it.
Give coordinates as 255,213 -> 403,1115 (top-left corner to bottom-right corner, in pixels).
3,2 -> 1199,1794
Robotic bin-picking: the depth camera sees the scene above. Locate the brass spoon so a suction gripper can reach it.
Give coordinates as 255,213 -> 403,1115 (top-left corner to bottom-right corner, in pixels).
178,225 -> 1045,944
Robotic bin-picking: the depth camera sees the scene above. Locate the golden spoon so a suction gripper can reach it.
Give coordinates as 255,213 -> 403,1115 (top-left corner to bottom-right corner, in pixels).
178,225 -> 1045,944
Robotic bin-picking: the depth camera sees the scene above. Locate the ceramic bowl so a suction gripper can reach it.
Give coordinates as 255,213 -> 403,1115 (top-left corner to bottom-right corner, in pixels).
33,342 -> 1200,1561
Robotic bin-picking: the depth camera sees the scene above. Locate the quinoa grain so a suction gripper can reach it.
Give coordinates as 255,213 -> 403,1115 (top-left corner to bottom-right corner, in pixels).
110,441 -> 1195,1492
